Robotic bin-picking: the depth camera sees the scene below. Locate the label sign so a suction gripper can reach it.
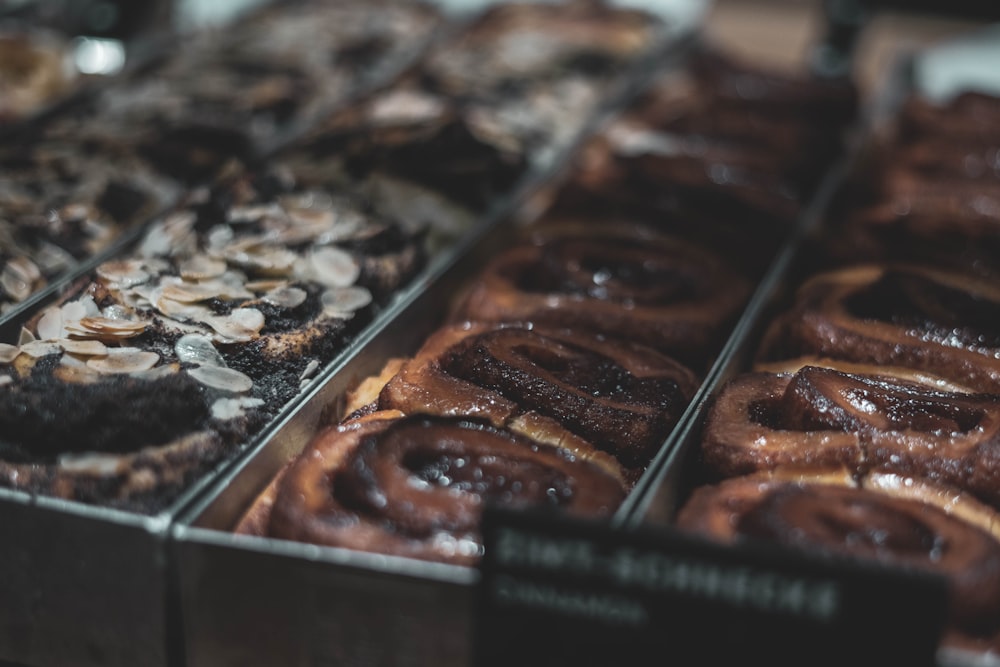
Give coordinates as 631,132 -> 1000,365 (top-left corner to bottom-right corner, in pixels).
475,507 -> 947,667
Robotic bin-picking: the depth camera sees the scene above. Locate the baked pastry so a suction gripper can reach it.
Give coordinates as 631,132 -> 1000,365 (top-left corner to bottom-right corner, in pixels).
0,164 -> 426,511
701,358 -> 1000,507
374,321 -> 699,484
756,264 -> 1000,393
675,468 -> 1000,640
0,29 -> 78,125
420,0 -> 662,153
824,89 -> 1000,274
259,412 -> 627,565
452,221 -> 752,371
40,0 -> 444,184
539,47 -> 856,277
275,0 -> 664,241
0,135 -> 181,313
274,82 -> 530,240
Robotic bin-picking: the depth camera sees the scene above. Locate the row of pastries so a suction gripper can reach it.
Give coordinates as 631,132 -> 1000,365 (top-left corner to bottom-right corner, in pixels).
232,44 -> 859,566
0,0 -> 670,512
674,86 -> 1000,655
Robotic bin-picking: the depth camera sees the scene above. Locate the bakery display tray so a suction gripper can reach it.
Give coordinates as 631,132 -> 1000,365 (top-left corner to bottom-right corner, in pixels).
167,43 -> 848,667
630,44 -> 1000,667
0,3 -> 697,666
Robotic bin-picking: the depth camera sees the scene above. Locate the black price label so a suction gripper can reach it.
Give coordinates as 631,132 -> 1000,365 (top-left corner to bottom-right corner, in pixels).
475,507 -> 948,667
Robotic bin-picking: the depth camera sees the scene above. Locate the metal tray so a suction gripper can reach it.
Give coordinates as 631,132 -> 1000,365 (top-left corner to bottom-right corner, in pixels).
166,23 -> 866,667
630,37 -> 1000,667
0,3 -> 698,666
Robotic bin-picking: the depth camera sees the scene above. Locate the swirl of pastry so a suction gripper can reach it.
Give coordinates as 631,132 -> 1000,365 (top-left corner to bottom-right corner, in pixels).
267,413 -> 627,565
452,223 -> 750,370
702,360 -> 1000,507
675,469 -> 1000,635
757,264 -> 1000,393
377,321 -> 699,484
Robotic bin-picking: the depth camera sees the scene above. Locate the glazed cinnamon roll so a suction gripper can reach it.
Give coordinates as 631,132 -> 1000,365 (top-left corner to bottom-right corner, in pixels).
757,264 -> 1000,393
675,469 -> 1000,638
702,360 -> 1000,507
377,321 -> 699,484
452,223 -> 751,370
265,413 -> 627,565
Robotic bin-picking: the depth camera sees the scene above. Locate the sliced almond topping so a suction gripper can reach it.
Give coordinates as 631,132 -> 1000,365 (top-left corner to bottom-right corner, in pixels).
321,286 -> 372,317
306,246 -> 360,288
0,343 -> 20,364
263,286 -> 308,309
205,308 -> 265,342
1,257 -> 43,301
179,255 -> 227,280
97,260 -> 150,288
175,334 -> 225,367
87,348 -> 160,374
67,317 -> 147,340
187,365 -> 254,393
36,306 -> 64,341
139,211 -> 196,257
60,339 -> 109,357
21,340 -> 63,358
18,327 -> 36,346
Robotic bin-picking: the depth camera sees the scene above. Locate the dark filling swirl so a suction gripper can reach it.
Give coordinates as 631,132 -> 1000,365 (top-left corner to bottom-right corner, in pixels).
440,328 -> 691,466
332,415 -> 624,538
761,366 -> 996,435
514,237 -> 703,306
734,483 -> 1000,632
844,270 -> 1000,350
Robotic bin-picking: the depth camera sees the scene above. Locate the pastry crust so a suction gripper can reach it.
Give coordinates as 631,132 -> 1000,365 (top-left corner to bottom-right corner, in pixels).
702,360 -> 1000,508
264,413 -> 627,565
676,469 -> 1000,637
757,264 -> 1000,393
378,321 -> 699,485
452,222 -> 751,370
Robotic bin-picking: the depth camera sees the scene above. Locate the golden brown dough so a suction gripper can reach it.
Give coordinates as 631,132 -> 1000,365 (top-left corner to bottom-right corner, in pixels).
757,264 -> 1000,393
702,360 -> 1000,508
266,412 -> 627,565
377,321 -> 699,484
675,469 -> 1000,638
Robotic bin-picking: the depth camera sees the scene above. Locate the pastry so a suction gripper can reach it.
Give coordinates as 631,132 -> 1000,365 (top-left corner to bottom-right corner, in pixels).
675,469 -> 1000,639
261,412 -> 627,565
40,0 -> 444,183
701,358 -> 1000,508
452,221 -> 751,371
756,264 -> 1000,393
0,164 -> 426,511
375,321 -> 699,484
275,0 -> 664,241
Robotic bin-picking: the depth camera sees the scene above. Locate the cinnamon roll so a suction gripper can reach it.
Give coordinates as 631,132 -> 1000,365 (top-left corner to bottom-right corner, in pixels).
265,413 -> 627,565
377,321 -> 699,485
675,469 -> 1000,638
757,264 -> 1000,393
701,360 -> 1000,508
452,223 -> 751,371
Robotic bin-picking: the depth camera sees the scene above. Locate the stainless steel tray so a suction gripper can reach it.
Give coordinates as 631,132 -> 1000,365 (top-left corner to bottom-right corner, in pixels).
167,23 -> 856,667
0,3 -> 699,666
631,40 -> 1000,667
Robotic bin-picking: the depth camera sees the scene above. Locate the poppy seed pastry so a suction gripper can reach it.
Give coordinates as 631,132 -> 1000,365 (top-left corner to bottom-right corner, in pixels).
0,164 -> 427,512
